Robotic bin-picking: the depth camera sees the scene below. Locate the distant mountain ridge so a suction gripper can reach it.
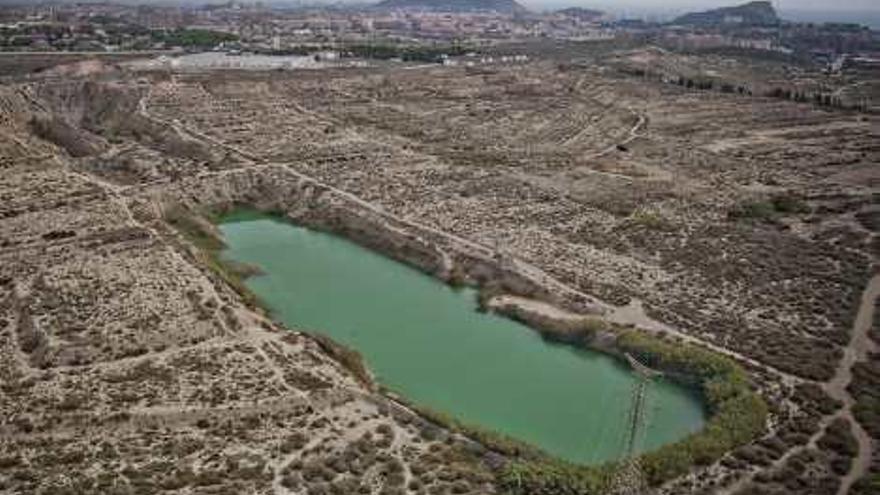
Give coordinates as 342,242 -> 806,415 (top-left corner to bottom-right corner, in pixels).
673,1 -> 780,27
373,0 -> 528,14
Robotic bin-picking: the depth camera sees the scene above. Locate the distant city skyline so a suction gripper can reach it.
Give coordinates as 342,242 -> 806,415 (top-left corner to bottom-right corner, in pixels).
4,0 -> 879,11
3,0 -> 879,26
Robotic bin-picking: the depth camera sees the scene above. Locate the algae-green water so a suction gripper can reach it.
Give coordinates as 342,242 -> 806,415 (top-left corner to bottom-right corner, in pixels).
219,212 -> 706,464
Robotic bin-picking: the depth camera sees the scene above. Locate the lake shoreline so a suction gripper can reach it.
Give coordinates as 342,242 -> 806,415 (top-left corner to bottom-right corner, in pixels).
148,167 -> 768,491
216,210 -> 708,464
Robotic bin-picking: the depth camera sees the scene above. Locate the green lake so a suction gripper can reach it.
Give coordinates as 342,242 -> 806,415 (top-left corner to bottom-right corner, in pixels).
219,211 -> 706,464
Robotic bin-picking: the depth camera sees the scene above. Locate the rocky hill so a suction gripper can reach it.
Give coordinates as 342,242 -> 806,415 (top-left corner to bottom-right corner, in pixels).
373,0 -> 528,14
672,1 -> 780,26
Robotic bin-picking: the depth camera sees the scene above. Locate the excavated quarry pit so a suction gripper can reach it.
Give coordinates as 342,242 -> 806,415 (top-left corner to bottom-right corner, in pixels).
216,208 -> 708,464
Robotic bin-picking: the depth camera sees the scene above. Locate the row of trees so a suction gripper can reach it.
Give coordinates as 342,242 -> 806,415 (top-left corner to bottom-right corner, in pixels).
152,29 -> 239,49
673,75 -> 755,95
765,87 -> 862,110
672,71 -> 869,112
343,42 -> 471,63
626,66 -> 870,113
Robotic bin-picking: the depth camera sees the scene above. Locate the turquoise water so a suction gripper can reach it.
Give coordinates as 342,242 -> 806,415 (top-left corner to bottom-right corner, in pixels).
219,212 -> 706,464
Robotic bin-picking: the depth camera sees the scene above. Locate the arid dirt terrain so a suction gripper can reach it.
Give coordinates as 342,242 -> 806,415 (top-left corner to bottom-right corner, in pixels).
0,46 -> 878,495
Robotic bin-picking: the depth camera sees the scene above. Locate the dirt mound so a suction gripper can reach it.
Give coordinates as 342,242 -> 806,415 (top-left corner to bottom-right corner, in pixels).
29,115 -> 106,157
42,59 -> 112,78
32,80 -> 215,162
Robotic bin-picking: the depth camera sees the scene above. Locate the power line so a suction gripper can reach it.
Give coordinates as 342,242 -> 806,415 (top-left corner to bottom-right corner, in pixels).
609,353 -> 660,495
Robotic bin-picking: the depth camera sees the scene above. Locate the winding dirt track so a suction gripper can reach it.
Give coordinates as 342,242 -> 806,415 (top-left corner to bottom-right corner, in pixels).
139,88 -> 804,384
137,83 -> 877,493
139,80 -> 820,383
832,273 -> 878,495
717,273 -> 878,495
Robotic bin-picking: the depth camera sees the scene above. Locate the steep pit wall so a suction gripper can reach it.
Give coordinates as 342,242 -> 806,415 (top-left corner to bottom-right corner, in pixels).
30,80 -> 216,162
130,165 -> 558,310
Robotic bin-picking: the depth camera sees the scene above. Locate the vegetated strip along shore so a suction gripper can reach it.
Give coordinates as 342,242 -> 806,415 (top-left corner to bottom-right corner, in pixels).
162,200 -> 768,494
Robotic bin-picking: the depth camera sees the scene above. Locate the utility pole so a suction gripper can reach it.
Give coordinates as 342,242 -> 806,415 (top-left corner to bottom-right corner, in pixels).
609,353 -> 661,495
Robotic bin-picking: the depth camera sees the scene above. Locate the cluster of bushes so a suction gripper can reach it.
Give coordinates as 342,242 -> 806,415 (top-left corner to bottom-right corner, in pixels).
153,29 -> 238,49
659,69 -> 866,113
849,352 -> 880,444
816,417 -> 857,476
630,64 -> 869,113
672,75 -> 753,96
617,331 -> 768,485
434,268 -> 767,494
499,329 -> 767,494
626,208 -> 676,232
501,461 -> 606,495
620,67 -> 756,98
305,332 -> 373,389
765,87 -> 863,110
729,193 -> 811,222
675,75 -> 720,91
344,42 -> 471,63
852,461 -> 880,495
498,303 -> 607,347
165,206 -> 263,309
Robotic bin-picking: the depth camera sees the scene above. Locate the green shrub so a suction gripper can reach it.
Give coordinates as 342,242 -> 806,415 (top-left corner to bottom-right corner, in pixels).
502,330 -> 767,493
729,193 -> 810,221
154,29 -> 238,48
493,302 -> 607,346
770,194 -> 810,214
628,209 -> 675,231
308,332 -> 373,389
500,460 -> 606,495
617,330 -> 767,485
344,42 -> 472,62
165,206 -> 265,309
166,206 -> 225,251
729,200 -> 776,221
